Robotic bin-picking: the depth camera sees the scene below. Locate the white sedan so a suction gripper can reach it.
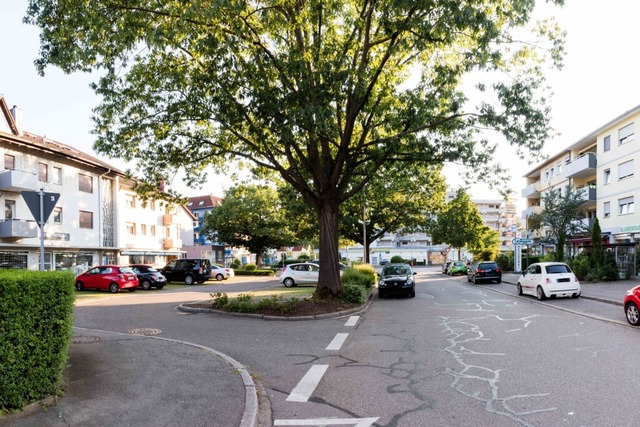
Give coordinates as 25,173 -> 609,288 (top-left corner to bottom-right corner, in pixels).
517,262 -> 581,300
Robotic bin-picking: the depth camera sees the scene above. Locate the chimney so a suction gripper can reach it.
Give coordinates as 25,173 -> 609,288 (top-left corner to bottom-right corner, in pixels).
10,105 -> 23,135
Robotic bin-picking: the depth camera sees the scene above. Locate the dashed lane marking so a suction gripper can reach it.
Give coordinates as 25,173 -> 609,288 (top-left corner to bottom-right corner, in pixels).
326,333 -> 349,351
286,364 -> 328,402
274,417 -> 379,426
344,316 -> 359,326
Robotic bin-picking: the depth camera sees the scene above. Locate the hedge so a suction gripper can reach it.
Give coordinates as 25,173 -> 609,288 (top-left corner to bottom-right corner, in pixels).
0,271 -> 75,414
233,269 -> 275,277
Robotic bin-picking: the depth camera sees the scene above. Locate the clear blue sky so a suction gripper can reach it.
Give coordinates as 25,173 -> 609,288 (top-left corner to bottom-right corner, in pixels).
2,1 -> 639,201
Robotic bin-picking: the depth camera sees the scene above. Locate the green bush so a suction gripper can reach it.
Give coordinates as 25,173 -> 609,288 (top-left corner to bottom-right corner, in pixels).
342,265 -> 376,289
231,259 -> 241,269
244,264 -> 257,271
390,255 -> 404,263
340,284 -> 367,304
0,271 -> 75,413
233,269 -> 274,277
210,292 -> 229,307
601,252 -> 620,281
568,255 -> 590,281
495,252 -> 513,271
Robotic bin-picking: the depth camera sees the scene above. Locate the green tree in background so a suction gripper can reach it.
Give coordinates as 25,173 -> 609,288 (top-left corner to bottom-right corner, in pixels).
26,0 -> 565,296
201,185 -> 295,266
430,189 -> 486,260
468,227 -> 501,261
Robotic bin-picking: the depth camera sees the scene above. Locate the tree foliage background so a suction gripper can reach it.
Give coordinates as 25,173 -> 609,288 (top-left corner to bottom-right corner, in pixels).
26,0 -> 565,295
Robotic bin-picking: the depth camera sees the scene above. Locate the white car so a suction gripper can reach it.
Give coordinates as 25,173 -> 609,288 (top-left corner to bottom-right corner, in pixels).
211,264 -> 231,281
279,262 -> 319,287
517,262 -> 581,300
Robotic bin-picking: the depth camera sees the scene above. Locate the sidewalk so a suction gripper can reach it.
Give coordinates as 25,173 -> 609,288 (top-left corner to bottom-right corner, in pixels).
501,272 -> 639,306
1,328 -> 259,427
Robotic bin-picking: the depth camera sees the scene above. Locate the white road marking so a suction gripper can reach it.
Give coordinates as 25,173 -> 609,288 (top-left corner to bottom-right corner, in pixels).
344,316 -> 359,326
274,417 -> 379,426
287,365 -> 329,402
326,333 -> 349,350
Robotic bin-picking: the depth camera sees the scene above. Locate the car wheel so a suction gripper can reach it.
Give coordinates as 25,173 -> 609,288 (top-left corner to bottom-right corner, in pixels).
625,302 -> 640,325
379,291 -> 385,299
129,287 -> 136,292
473,275 -> 478,285
184,275 -> 194,285
156,284 -> 165,290
283,277 -> 295,287
467,275 -> 471,283
517,283 -> 523,295
571,292 -> 580,298
496,279 -> 502,284
410,289 -> 416,298
75,281 -> 84,291
536,286 -> 546,300
141,280 -> 152,290
109,283 -> 119,294
215,274 -> 224,281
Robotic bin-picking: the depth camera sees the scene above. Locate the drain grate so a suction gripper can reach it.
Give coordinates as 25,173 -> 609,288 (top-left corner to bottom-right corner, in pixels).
73,336 -> 102,344
129,328 -> 162,336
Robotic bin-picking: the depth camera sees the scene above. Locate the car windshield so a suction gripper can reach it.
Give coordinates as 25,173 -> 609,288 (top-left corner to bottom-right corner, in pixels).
454,262 -> 464,266
545,264 -> 572,274
383,266 -> 410,276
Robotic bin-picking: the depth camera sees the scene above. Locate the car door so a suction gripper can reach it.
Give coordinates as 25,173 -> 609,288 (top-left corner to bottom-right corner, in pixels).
522,265 -> 539,295
95,266 -> 113,290
307,263 -> 319,283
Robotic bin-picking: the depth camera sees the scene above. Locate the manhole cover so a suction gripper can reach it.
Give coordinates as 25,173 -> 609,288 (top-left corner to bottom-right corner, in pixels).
129,328 -> 162,336
73,336 -> 102,344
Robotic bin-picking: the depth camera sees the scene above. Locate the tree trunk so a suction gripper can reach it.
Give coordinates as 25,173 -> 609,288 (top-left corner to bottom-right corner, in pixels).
317,197 -> 341,297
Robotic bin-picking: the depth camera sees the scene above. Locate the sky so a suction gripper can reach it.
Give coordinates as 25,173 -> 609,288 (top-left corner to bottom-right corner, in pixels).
1,1 -> 639,204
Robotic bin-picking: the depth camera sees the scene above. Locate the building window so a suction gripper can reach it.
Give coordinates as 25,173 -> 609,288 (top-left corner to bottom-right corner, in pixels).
603,135 -> 611,152
557,162 -> 562,175
150,225 -> 156,236
619,123 -> 634,145
53,166 -> 62,185
619,197 -> 634,215
52,207 -> 62,224
604,169 -> 611,185
79,174 -> 93,193
150,200 -> 156,210
79,210 -> 93,229
550,167 -> 555,177
126,222 -> 136,235
141,224 -> 147,235
4,154 -> 15,170
38,162 -> 48,182
545,170 -> 549,181
619,159 -> 634,180
603,202 -> 610,218
125,194 -> 136,208
5,200 -> 15,220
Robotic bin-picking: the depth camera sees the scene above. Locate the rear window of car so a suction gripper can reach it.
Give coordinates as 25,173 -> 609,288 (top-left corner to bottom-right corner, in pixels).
545,264 -> 572,274
120,267 -> 135,274
479,262 -> 498,269
454,262 -> 465,266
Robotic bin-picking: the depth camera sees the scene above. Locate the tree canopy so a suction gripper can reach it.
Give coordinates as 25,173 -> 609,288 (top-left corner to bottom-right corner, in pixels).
430,188 -> 486,259
26,0 -> 565,295
201,184 -> 295,265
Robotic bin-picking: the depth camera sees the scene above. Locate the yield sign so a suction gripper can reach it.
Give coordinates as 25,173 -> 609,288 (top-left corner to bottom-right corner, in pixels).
22,191 -> 60,228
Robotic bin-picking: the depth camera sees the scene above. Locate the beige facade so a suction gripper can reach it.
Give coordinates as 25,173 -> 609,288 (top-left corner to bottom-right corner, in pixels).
521,104 -> 640,273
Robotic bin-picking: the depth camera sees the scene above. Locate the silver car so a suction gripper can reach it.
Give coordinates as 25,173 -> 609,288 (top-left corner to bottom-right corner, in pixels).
280,263 -> 320,287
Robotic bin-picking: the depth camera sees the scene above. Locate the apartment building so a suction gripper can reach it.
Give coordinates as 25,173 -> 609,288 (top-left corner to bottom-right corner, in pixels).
522,104 -> 640,275
0,95 -> 194,272
183,194 -> 228,264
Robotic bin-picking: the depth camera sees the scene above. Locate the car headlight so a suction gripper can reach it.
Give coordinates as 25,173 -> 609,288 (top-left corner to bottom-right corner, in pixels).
407,277 -> 413,285
378,280 -> 386,287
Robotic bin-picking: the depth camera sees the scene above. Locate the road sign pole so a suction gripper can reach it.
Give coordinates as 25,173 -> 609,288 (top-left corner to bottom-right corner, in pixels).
39,189 -> 44,271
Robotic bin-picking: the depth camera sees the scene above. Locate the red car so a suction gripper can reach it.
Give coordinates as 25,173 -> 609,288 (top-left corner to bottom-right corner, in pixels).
75,265 -> 139,293
624,285 -> 640,325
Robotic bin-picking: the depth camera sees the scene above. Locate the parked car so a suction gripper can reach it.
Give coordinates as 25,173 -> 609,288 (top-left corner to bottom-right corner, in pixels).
75,265 -> 139,293
211,264 -> 230,281
448,261 -> 467,276
161,258 -> 212,285
467,261 -> 502,284
516,262 -> 580,300
442,261 -> 453,274
129,264 -> 167,290
624,285 -> 640,325
378,263 -> 416,298
380,259 -> 389,265
280,262 -> 320,287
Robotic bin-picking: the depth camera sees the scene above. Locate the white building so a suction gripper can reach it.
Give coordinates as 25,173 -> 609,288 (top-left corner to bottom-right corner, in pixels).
0,94 -> 194,271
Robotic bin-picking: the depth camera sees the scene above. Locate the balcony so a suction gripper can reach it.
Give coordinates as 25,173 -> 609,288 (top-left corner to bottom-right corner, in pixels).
163,238 -> 182,249
565,152 -> 596,178
571,218 -> 594,231
576,186 -> 596,206
0,219 -> 38,240
521,206 -> 542,219
163,214 -> 173,225
521,181 -> 541,198
0,170 -> 38,192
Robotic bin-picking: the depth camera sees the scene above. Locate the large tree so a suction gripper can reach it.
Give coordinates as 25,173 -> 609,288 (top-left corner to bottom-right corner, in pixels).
430,188 -> 486,259
527,185 -> 587,261
201,184 -> 295,265
26,0 -> 565,296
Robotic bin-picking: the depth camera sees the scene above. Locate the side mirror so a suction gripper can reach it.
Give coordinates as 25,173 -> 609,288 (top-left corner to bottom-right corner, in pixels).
522,271 -> 527,276
413,272 -> 417,275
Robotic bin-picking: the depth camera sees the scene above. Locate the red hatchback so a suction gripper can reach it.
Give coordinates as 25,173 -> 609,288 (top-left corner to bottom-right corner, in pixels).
624,285 -> 640,325
75,265 -> 139,293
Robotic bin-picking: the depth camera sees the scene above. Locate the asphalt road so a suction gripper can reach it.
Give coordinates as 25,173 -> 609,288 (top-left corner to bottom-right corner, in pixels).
18,267 -> 640,427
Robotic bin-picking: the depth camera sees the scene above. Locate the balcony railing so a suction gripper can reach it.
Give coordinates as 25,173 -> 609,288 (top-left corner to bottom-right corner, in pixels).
565,152 -> 597,178
163,214 -> 173,225
521,181 -> 541,198
0,170 -> 38,192
576,187 -> 596,205
0,219 -> 38,240
571,218 -> 594,231
521,206 -> 542,219
163,238 -> 182,249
